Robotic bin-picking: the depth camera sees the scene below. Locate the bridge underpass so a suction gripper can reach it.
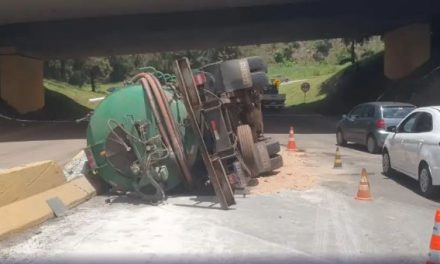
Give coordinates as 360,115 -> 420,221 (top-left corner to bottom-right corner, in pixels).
0,0 -> 439,113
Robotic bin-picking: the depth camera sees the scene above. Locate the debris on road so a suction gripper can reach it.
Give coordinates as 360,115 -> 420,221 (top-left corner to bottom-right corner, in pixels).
250,149 -> 317,194
63,150 -> 87,181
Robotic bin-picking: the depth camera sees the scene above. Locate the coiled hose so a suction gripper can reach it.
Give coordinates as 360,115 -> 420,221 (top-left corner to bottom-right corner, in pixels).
131,73 -> 194,189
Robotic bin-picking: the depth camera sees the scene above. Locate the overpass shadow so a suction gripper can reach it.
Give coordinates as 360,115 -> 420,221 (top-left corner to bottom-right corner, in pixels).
262,108 -> 339,134
316,52 -> 387,115
0,89 -> 89,142
0,120 -> 87,142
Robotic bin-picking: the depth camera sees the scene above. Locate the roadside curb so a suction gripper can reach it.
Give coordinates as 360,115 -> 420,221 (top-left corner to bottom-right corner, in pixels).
0,160 -> 66,207
0,176 -> 96,240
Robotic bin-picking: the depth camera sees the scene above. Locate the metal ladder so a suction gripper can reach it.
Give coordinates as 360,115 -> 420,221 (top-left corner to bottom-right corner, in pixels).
174,58 -> 236,209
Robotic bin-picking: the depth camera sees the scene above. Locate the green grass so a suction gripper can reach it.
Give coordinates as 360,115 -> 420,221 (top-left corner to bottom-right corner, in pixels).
268,63 -> 349,107
44,79 -> 121,110
44,64 -> 344,112
41,61 -> 357,116
278,75 -> 330,106
268,63 -> 346,80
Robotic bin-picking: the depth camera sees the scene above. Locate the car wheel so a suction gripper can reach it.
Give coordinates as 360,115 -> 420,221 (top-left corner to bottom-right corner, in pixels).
382,151 -> 392,176
419,164 -> 436,198
366,135 -> 379,154
336,130 -> 347,146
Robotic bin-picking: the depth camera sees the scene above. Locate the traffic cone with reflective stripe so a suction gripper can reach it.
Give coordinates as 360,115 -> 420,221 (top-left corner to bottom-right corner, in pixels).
427,210 -> 440,264
333,147 -> 342,168
287,127 -> 297,151
355,168 -> 372,201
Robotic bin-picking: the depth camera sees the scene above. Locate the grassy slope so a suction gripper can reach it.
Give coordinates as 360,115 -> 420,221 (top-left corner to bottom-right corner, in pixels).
278,75 -> 330,106
268,63 -> 348,107
43,64 -> 345,114
268,63 -> 344,80
44,79 -> 121,110
41,56 -> 381,118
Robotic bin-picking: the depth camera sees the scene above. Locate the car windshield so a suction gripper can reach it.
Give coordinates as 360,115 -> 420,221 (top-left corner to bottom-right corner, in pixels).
382,106 -> 414,118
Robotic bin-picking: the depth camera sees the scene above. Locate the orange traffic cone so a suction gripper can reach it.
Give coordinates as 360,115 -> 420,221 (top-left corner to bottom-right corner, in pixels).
427,210 -> 440,264
354,168 -> 372,201
287,127 -> 297,151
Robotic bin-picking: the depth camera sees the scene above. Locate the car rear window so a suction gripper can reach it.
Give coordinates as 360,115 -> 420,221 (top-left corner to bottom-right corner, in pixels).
382,106 -> 414,118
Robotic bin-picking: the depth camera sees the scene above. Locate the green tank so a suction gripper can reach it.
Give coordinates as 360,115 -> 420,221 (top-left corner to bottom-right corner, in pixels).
85,84 -> 197,198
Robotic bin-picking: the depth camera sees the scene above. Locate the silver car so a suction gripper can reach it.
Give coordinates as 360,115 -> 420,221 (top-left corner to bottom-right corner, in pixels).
336,102 -> 415,153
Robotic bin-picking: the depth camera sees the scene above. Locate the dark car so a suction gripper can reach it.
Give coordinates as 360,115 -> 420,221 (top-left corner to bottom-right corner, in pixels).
336,102 -> 416,153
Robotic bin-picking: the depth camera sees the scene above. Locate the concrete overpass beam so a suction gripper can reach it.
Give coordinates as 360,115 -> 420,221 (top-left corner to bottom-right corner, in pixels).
0,52 -> 44,114
384,23 -> 431,80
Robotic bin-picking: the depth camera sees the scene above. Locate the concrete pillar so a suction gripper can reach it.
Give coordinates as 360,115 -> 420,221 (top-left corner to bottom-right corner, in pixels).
0,54 -> 44,114
384,23 -> 431,80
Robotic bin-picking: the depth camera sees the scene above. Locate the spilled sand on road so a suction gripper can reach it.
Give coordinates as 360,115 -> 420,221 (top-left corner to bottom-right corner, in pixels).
250,149 -> 317,194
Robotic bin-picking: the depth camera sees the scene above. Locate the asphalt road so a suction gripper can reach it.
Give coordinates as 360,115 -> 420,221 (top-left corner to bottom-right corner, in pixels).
1,112 -> 439,263
0,120 -> 86,169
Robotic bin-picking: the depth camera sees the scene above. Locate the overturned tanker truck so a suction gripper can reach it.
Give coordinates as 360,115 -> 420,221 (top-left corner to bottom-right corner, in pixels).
84,57 -> 283,209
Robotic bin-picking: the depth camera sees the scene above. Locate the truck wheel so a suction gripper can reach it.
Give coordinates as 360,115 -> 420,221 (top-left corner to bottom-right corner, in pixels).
237,124 -> 258,177
251,72 -> 269,91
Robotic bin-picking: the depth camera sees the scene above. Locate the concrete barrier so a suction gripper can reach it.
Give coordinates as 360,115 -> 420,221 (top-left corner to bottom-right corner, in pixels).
0,160 -> 96,240
0,160 -> 66,207
0,176 -> 96,239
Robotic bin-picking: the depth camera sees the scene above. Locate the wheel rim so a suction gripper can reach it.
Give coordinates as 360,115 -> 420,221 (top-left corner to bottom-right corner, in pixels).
420,168 -> 430,193
383,153 -> 390,173
367,137 -> 375,153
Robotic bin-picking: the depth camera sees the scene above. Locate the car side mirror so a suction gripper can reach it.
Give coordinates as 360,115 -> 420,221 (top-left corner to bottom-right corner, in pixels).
387,126 -> 397,133
342,114 -> 347,119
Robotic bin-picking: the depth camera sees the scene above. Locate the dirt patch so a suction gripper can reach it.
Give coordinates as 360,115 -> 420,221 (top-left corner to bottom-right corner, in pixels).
250,149 -> 317,194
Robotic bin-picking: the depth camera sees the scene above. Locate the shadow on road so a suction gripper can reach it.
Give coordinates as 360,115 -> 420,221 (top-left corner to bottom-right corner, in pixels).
341,143 -> 382,155
0,120 -> 87,142
263,109 -> 339,134
383,171 -> 440,202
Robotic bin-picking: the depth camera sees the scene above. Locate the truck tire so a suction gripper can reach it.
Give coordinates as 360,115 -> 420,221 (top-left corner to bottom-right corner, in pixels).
269,155 -> 283,171
264,138 -> 281,156
255,141 -> 272,173
247,56 -> 268,73
237,124 -> 259,177
251,71 -> 269,91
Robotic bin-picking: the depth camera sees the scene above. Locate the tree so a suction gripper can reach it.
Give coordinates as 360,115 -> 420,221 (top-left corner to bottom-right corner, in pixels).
108,55 -> 135,82
206,46 -> 241,62
313,40 -> 332,62
342,36 -> 371,64
83,58 -> 112,92
273,51 -> 284,63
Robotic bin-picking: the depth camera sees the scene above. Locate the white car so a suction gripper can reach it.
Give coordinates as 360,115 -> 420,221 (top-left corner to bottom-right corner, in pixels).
382,106 -> 440,197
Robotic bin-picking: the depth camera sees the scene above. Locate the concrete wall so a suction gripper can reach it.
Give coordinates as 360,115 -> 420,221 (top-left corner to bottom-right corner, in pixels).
384,23 -> 431,80
0,55 -> 44,113
0,160 -> 65,207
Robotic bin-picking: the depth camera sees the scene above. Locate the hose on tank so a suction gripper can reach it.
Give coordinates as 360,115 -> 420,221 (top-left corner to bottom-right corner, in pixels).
145,73 -> 194,189
132,73 -> 194,189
